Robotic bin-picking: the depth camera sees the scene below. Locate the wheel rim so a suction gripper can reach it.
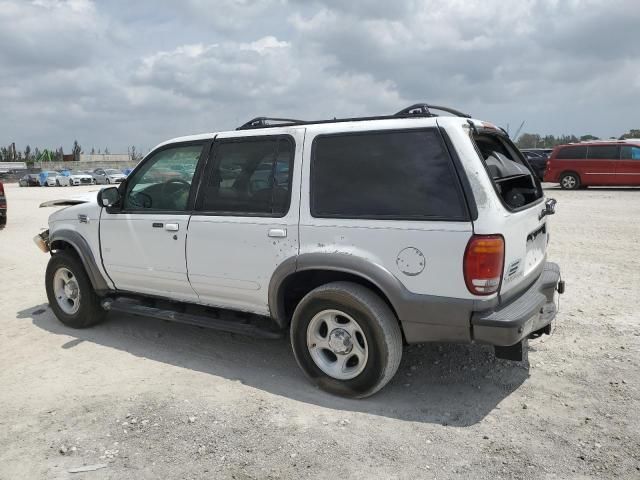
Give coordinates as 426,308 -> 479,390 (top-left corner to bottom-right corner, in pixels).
561,175 -> 576,189
53,267 -> 81,315
306,309 -> 368,380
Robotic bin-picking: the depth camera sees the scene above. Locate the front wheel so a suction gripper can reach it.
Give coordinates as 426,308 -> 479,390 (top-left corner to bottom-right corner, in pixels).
290,281 -> 403,398
559,172 -> 580,190
45,251 -> 107,328
106,178 -> 111,184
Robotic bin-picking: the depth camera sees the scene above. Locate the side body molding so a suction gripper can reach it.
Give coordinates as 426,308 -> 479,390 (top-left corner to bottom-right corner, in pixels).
268,252 -> 483,342
49,229 -> 112,294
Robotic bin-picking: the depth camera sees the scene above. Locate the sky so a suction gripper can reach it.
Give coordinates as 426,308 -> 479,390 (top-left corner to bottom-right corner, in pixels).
1,0 -> 639,154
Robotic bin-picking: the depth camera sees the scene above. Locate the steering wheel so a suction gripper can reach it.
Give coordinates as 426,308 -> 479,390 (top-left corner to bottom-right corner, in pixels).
130,191 -> 152,208
161,178 -> 191,207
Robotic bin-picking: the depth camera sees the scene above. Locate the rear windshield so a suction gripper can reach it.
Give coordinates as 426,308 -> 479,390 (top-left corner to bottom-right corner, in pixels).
473,133 -> 543,210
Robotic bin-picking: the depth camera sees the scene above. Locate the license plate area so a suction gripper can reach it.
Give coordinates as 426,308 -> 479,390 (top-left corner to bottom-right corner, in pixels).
525,224 -> 546,273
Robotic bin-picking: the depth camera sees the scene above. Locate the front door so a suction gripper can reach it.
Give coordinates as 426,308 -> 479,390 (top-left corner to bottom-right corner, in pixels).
186,130 -> 302,315
100,142 -> 206,301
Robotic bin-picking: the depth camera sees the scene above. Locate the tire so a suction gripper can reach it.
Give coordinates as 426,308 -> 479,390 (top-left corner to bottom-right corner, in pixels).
56,180 -> 60,186
290,281 -> 403,398
45,251 -> 107,328
559,172 -> 580,190
106,178 -> 111,184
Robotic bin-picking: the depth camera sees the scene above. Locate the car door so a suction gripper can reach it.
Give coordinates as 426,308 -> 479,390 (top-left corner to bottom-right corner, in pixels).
616,145 -> 640,186
585,145 -> 619,185
100,141 -> 207,301
186,129 -> 303,315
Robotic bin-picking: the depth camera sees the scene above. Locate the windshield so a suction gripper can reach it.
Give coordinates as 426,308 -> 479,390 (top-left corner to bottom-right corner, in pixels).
105,169 -> 121,174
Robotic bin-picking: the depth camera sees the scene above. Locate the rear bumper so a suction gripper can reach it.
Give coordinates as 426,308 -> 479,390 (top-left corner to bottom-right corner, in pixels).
472,262 -> 562,346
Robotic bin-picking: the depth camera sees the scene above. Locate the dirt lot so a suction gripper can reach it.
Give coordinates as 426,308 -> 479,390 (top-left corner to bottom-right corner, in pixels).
0,182 -> 638,479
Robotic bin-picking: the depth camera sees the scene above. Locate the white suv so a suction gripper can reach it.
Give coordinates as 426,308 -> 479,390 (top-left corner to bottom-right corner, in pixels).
35,104 -> 564,398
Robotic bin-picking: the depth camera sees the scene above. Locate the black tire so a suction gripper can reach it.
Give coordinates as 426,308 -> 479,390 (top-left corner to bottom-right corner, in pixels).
56,180 -> 60,186
290,281 -> 403,398
45,251 -> 107,328
106,178 -> 111,184
559,172 -> 580,190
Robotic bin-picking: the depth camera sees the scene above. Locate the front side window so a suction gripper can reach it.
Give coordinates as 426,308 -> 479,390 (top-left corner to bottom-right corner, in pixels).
587,145 -> 619,159
123,143 -> 203,211
556,146 -> 587,159
198,137 -> 293,216
311,129 -> 466,220
621,145 -> 640,160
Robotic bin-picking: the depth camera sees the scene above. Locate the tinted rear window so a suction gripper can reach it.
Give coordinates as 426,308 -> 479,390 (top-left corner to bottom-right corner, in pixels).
311,129 -> 467,220
587,145 -> 619,159
556,146 -> 587,159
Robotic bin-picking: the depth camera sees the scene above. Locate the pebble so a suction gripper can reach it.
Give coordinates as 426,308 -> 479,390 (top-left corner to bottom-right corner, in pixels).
188,416 -> 197,423
522,403 -> 528,410
198,445 -> 206,455
339,419 -> 351,426
59,445 -> 68,455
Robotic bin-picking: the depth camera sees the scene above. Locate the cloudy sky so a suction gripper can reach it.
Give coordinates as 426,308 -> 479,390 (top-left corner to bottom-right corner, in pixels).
1,0 -> 638,153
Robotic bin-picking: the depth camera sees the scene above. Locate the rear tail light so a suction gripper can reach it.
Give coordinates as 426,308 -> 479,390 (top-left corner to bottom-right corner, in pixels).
463,234 -> 505,295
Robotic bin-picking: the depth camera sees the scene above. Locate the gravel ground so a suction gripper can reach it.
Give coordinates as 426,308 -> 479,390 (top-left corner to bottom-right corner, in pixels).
0,182 -> 638,479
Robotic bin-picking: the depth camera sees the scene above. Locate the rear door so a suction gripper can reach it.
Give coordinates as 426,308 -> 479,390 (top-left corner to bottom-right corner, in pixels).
585,144 -> 619,185
186,129 -> 303,315
616,145 -> 640,186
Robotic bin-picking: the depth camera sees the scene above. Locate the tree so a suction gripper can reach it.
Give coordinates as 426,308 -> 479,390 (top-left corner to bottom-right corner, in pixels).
619,129 -> 640,140
90,147 -> 95,155
104,147 -> 110,155
580,135 -> 599,142
24,145 -> 32,162
72,140 -> 81,162
128,145 -> 143,162
56,147 -> 64,162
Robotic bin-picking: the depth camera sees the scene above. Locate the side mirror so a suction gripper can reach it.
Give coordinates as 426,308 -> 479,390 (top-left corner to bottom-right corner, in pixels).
97,186 -> 120,208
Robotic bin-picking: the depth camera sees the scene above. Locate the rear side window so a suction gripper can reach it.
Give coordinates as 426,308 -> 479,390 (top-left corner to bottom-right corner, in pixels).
620,145 -> 640,160
556,146 -> 587,159
587,145 -> 619,159
311,129 -> 467,220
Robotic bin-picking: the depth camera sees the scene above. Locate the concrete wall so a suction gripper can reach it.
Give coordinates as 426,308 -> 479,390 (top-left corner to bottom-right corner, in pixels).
80,154 -> 131,163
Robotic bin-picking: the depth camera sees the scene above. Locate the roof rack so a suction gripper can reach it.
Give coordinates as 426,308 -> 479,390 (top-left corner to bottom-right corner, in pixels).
237,117 -> 304,130
236,103 -> 471,130
394,103 -> 471,118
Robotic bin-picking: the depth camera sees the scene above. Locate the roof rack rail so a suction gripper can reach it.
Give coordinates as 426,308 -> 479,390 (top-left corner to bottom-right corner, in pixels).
236,117 -> 304,130
394,104 -> 471,118
235,103 -> 472,130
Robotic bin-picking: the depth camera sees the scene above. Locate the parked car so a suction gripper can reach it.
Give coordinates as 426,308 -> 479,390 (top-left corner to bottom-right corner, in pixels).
520,150 -> 547,181
57,170 -> 94,186
91,168 -> 126,184
39,171 -> 60,186
0,181 -> 5,229
544,141 -> 640,189
19,174 -> 40,187
35,103 -> 564,398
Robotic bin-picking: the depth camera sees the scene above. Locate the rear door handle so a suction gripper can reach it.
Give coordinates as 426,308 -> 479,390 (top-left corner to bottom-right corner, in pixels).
165,223 -> 179,232
268,228 -> 287,238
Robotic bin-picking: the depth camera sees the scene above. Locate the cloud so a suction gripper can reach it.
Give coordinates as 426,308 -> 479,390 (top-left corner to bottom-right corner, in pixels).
0,0 -> 638,152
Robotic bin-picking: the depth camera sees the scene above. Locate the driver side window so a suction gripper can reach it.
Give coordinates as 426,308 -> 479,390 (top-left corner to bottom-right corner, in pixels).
124,144 -> 203,211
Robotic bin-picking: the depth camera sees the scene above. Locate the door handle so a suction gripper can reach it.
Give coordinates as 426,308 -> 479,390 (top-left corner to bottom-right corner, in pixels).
164,223 -> 179,232
268,228 -> 287,238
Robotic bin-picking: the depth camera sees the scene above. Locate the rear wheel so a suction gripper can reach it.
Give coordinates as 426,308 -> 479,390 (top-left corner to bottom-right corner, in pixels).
45,251 -> 107,328
559,172 -> 580,190
290,281 -> 403,398
106,178 -> 111,184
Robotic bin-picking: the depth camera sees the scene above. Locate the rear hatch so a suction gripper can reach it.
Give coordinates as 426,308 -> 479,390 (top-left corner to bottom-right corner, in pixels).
471,129 -> 547,297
